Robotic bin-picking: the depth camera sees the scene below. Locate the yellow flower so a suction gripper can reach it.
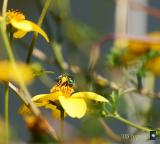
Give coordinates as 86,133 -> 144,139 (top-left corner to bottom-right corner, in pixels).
148,32 -> 160,51
116,32 -> 160,55
1,10 -> 49,41
114,33 -> 160,66
115,38 -> 149,65
19,74 -> 108,118
127,39 -> 149,55
145,57 -> 160,75
115,38 -> 149,54
0,61 -> 34,84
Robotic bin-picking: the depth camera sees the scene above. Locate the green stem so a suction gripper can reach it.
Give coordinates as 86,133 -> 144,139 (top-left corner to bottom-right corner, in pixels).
37,0 -> 51,26
144,73 -> 155,95
111,114 -> 152,132
60,109 -> 64,144
4,82 -> 9,143
26,36 -> 36,63
137,75 -> 143,91
4,28 -> 13,144
26,0 -> 51,63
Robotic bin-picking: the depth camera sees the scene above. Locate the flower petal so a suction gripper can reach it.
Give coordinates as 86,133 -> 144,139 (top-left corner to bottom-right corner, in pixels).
145,57 -> 160,75
71,92 -> 109,102
13,30 -> 27,38
11,20 -> 49,42
18,104 -> 31,115
59,96 -> 87,118
148,32 -> 160,51
11,19 -> 32,31
32,94 -> 53,105
18,93 -> 59,114
32,93 -> 61,104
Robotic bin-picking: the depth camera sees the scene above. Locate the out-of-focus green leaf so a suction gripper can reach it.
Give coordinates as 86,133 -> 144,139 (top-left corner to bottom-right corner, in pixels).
30,63 -> 54,76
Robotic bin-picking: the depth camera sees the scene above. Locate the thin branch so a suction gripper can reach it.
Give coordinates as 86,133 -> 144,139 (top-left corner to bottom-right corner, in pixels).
8,82 -> 58,140
110,114 -> 152,132
26,0 -> 51,63
8,82 -> 28,104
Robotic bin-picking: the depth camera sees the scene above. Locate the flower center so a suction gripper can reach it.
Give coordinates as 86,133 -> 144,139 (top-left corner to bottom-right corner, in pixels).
6,10 -> 25,23
50,74 -> 75,97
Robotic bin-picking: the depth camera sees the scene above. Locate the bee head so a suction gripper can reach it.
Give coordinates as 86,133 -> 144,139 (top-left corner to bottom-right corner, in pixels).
56,74 -> 75,87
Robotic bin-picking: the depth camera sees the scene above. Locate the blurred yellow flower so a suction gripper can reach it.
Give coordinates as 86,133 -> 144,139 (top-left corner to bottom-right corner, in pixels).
115,38 -> 149,55
145,57 -> 160,75
116,32 -> 160,55
19,74 -> 108,118
127,39 -> 149,55
1,10 -> 49,41
117,33 -> 160,66
115,38 -> 149,65
148,32 -> 160,51
0,61 -> 34,84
